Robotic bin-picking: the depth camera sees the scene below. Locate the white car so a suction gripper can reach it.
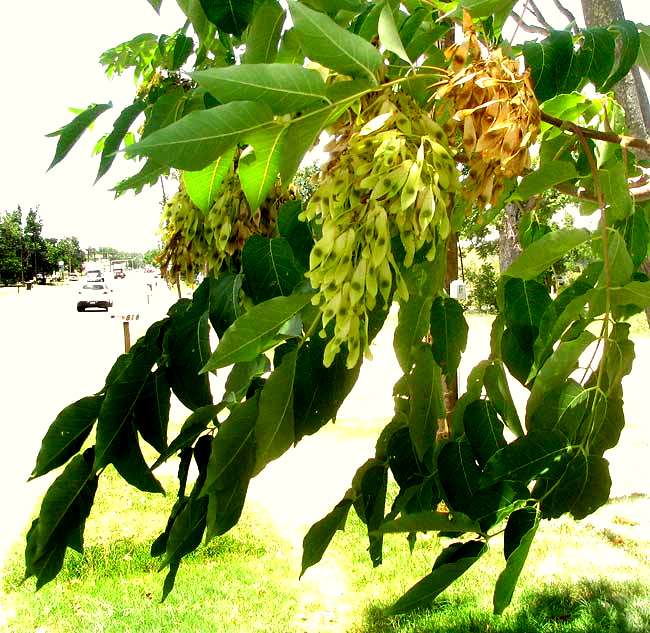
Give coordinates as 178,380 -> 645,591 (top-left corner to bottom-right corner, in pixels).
77,282 -> 113,312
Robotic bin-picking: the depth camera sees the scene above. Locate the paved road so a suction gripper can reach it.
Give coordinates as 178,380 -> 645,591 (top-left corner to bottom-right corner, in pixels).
0,274 -> 179,566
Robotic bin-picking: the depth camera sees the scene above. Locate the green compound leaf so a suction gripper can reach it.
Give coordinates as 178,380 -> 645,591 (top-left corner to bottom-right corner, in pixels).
430,296 -> 468,381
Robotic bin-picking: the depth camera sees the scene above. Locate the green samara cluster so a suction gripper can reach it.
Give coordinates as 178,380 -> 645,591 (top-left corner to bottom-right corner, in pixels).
300,91 -> 457,369
159,159 -> 288,280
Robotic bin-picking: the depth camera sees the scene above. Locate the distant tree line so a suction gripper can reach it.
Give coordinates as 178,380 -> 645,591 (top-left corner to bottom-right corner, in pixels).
0,206 -> 158,283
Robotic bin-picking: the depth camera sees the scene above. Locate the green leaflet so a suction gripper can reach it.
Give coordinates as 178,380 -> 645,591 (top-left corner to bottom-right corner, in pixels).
301,496 -> 353,578
379,511 -> 480,536
352,459 -> 388,566
287,1 -> 382,83
163,299 -> 213,411
378,4 -> 412,64
504,229 -> 592,280
184,147 -> 236,213
126,101 -> 275,171
200,394 -> 259,496
46,102 -> 113,171
31,448 -> 98,565
95,100 -> 146,182
254,350 -> 297,475
512,161 -> 578,201
192,64 -> 329,115
388,540 -> 487,614
539,454 -> 611,520
30,395 -> 103,480
199,0 -> 255,37
238,122 -> 288,210
407,345 -> 445,463
243,0 -> 284,64
463,399 -> 507,469
493,507 -> 539,614
202,292 -> 313,371
430,296 -> 468,381
526,330 -> 596,427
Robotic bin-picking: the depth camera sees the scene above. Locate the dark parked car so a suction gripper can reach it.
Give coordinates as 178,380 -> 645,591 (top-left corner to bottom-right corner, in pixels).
77,282 -> 113,312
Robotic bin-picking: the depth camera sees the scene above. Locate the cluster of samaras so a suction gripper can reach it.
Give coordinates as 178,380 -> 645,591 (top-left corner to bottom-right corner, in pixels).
436,19 -> 541,207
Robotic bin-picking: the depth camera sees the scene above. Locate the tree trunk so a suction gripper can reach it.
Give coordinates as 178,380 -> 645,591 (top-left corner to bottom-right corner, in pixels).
581,0 -> 650,327
498,202 -> 523,272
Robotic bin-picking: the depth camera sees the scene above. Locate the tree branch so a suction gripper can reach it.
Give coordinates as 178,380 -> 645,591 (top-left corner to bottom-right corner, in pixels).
552,0 -> 580,32
527,0 -> 555,32
509,10 -> 549,36
540,110 -> 650,155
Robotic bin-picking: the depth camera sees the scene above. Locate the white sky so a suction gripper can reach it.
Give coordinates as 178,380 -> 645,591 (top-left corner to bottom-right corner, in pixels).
0,1 -> 648,253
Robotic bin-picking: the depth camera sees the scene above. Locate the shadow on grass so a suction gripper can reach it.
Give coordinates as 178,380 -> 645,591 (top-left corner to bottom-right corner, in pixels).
358,577 -> 650,633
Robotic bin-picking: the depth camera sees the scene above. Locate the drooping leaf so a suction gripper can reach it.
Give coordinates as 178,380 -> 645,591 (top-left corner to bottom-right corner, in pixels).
600,163 -> 633,223
46,102 -> 113,171
239,123 -> 289,210
33,448 -> 98,562
288,0 -> 382,82
202,292 -> 313,371
171,33 -> 194,70
483,362 -> 523,438
378,3 -> 411,64
493,507 -> 539,614
163,299 -> 212,411
30,395 -> 103,480
184,147 -> 236,212
525,330 -> 596,427
590,393 -> 624,456
201,394 -> 259,496
94,323 -> 165,473
538,454 -> 611,520
243,0 -> 284,64
579,26 -> 616,90
352,459 -> 388,566
430,297 -> 468,381
482,429 -> 572,487
96,100 -> 146,182
503,277 -> 551,331
160,495 -> 209,570
254,350 -> 297,474
24,519 -> 67,590
388,540 -> 487,614
408,345 -> 445,463
463,400 -> 507,468
301,496 -> 353,578
522,31 -> 576,103
278,199 -> 313,271
152,403 -> 225,470
206,470 -> 253,539
193,274 -> 243,339
126,101 -> 275,171
223,355 -> 271,402
112,159 -> 166,197
132,368 -> 171,454
527,379 -> 588,442
437,440 -> 482,514
192,64 -> 328,115
394,264 -> 436,372
199,0 -> 254,36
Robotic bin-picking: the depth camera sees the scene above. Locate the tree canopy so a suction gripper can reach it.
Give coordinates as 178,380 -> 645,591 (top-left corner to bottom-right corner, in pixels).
26,0 -> 650,616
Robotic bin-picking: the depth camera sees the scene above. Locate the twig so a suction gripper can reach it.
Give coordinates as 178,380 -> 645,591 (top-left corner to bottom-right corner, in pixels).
509,10 -> 548,36
552,0 -> 580,33
528,0 -> 555,32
